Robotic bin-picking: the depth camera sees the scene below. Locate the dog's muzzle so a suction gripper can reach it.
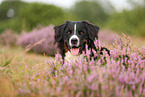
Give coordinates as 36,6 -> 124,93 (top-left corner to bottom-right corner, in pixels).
69,35 -> 79,47
69,35 -> 80,55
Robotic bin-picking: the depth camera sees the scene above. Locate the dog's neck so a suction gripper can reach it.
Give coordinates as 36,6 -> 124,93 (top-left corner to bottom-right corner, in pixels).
65,51 -> 84,63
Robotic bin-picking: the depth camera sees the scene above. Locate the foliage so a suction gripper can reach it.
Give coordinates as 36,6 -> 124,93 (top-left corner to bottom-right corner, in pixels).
106,2 -> 145,36
70,1 -> 113,26
0,0 -> 27,33
0,0 -> 145,37
17,25 -> 57,56
0,35 -> 145,96
18,3 -> 66,31
0,0 -> 26,21
0,1 -> 69,33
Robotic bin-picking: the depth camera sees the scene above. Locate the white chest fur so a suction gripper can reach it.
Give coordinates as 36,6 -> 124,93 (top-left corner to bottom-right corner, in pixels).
65,51 -> 84,63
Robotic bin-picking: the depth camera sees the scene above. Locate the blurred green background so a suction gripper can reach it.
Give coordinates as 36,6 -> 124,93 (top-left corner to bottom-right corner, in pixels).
0,0 -> 145,36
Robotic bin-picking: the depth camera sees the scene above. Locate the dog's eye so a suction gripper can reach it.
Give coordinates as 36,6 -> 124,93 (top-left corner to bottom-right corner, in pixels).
66,29 -> 72,34
66,31 -> 71,34
79,31 -> 84,35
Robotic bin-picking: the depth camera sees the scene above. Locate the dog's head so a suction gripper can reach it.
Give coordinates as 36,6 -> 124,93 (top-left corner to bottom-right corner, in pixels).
54,20 -> 99,55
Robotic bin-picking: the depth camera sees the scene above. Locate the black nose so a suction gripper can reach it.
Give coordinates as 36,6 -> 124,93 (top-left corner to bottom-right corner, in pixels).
71,38 -> 78,44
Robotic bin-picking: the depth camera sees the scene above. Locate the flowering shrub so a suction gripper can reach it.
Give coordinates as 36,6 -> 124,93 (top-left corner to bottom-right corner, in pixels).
17,25 -> 57,56
0,29 -> 19,47
17,35 -> 145,97
98,29 -> 123,46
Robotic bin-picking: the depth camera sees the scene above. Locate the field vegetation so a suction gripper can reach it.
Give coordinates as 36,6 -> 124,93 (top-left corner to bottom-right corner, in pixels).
0,0 -> 145,96
0,35 -> 145,96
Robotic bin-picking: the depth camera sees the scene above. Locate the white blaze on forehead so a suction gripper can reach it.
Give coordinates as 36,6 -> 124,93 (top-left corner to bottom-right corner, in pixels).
74,23 -> 76,34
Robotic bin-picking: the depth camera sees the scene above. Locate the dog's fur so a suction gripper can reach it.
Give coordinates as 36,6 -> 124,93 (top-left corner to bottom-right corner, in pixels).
54,20 -> 110,62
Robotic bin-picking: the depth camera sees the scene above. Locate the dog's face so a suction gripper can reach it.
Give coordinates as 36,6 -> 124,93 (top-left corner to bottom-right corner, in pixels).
63,21 -> 89,55
54,20 -> 99,56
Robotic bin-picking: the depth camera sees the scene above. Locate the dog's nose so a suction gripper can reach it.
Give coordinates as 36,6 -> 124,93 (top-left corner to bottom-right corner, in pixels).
71,38 -> 78,44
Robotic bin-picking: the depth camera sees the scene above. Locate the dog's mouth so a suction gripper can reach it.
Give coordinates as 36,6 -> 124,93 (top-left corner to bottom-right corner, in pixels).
65,40 -> 87,56
69,41 -> 86,55
70,46 -> 81,55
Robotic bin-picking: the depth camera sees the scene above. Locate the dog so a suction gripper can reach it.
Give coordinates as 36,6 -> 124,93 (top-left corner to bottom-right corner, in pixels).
54,20 -> 110,62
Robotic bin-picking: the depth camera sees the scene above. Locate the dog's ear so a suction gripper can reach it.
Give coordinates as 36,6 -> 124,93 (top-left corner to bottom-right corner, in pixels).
82,20 -> 100,41
54,23 -> 65,43
54,21 -> 71,43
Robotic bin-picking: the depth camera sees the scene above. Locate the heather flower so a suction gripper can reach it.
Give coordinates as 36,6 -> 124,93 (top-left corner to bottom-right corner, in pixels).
17,25 -> 57,56
0,29 -> 19,47
99,30 -> 123,45
25,65 -> 28,68
17,33 -> 145,97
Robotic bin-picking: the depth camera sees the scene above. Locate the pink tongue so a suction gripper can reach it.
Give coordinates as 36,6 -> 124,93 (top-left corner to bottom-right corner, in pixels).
70,48 -> 79,55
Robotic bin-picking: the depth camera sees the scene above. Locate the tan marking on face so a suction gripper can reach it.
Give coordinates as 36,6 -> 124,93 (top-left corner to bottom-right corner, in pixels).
64,43 -> 69,53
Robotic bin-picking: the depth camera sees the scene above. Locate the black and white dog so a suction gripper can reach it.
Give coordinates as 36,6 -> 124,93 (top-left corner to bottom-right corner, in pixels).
54,20 -> 110,62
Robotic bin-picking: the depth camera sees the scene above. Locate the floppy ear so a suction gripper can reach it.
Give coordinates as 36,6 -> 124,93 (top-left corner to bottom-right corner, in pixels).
82,20 -> 100,41
54,21 -> 71,43
54,23 -> 65,43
